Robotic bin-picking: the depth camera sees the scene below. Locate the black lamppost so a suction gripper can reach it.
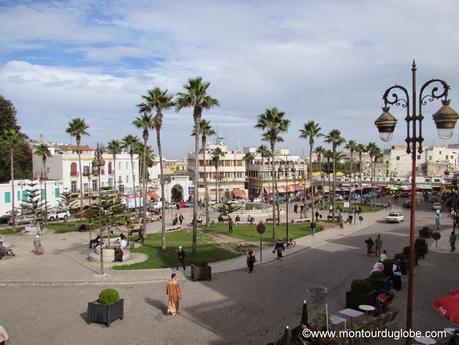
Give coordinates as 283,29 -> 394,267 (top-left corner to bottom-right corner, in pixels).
374,61 -> 458,343
92,143 -> 105,275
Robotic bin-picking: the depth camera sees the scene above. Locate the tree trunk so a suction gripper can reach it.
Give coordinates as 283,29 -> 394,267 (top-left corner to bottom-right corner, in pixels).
113,154 -> 117,199
350,152 -> 353,208
192,117 -> 200,261
98,173 -> 104,275
215,168 -> 218,204
43,158 -> 48,226
359,155 -> 363,205
142,136 -> 148,240
203,138 -> 209,227
271,142 -> 276,239
130,154 -> 137,216
10,148 -> 15,232
77,140 -> 84,212
157,127 -> 167,250
309,143 -> 314,222
332,148 -> 336,221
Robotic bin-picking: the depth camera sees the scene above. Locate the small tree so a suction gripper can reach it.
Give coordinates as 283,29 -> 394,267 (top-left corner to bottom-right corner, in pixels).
216,202 -> 243,233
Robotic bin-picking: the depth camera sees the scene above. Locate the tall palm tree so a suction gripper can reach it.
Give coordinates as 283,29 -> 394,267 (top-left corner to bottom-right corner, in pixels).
138,87 -> 175,249
106,140 -> 122,198
324,129 -> 345,221
122,135 -> 140,214
324,149 -> 334,203
1,129 -> 24,232
299,121 -> 322,221
176,77 -> 219,261
242,152 -> 255,200
133,113 -> 156,241
211,147 -> 225,202
367,142 -> 381,208
345,140 -> 358,206
192,119 -> 216,227
66,118 -> 89,212
34,143 -> 51,223
257,144 -> 271,202
355,143 -> 367,204
314,145 -> 326,207
255,108 -> 290,239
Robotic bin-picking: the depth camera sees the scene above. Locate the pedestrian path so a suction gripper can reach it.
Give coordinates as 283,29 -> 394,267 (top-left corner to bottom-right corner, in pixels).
428,228 -> 458,255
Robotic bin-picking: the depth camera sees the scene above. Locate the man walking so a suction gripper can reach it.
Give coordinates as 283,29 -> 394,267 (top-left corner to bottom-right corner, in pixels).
375,234 -> 382,257
166,273 -> 181,316
246,250 -> 256,273
273,239 -> 285,260
450,232 -> 457,252
176,246 -> 186,270
228,216 -> 234,234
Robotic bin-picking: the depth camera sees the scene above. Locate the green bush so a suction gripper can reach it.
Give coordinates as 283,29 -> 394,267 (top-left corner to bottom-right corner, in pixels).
310,310 -> 327,331
394,253 -> 404,261
402,246 -> 410,257
419,226 -> 432,238
383,258 -> 394,266
98,288 -> 120,305
415,238 -> 428,256
369,271 -> 386,280
351,279 -> 372,293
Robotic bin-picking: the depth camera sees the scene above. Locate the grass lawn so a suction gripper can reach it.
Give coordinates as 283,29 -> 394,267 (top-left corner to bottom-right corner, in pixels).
0,226 -> 24,235
324,202 -> 384,213
114,229 -> 240,270
205,222 -> 320,245
46,220 -> 87,233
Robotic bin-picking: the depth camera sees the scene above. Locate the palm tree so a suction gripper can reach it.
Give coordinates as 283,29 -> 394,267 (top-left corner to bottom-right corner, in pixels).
122,135 -> 140,214
133,113 -> 156,243
211,147 -> 225,202
138,87 -> 175,249
176,77 -> 219,261
345,140 -> 358,206
367,142 -> 382,208
257,144 -> 271,201
355,143 -> 367,204
66,118 -> 89,212
299,121 -> 322,221
255,108 -> 290,239
1,129 -> 24,232
242,152 -> 255,200
314,145 -> 326,207
192,119 -> 216,227
324,129 -> 345,221
106,140 -> 122,198
34,143 -> 51,223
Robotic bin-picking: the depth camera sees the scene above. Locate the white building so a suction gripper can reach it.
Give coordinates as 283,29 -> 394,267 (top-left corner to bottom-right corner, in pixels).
0,179 -> 62,217
187,137 -> 246,201
31,143 -> 139,195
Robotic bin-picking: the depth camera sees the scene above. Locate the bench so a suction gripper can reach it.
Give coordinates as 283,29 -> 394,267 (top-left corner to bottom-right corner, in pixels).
128,228 -> 142,236
235,221 -> 254,225
291,218 -> 311,224
166,226 -> 182,232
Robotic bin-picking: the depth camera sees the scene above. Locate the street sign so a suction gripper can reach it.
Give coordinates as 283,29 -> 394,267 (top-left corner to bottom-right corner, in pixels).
256,222 -> 266,234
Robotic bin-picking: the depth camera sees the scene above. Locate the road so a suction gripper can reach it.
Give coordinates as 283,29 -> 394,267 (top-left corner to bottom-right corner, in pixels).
1,199 -> 457,345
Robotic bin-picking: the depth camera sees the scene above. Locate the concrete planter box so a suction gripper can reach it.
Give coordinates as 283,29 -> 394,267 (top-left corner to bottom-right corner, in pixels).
87,299 -> 124,327
191,263 -> 211,281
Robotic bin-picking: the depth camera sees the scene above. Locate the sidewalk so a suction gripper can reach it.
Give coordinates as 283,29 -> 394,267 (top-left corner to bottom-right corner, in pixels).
0,209 -> 386,286
428,228 -> 459,255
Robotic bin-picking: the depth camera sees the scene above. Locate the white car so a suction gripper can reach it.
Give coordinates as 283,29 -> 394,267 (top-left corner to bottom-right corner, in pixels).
48,210 -> 70,221
431,202 -> 442,211
386,212 -> 404,223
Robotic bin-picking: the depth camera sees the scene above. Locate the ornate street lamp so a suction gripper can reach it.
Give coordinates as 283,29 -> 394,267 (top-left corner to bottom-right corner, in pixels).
374,61 -> 458,343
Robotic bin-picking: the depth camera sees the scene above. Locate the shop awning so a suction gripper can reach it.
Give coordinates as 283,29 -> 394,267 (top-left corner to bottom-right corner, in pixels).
147,191 -> 160,201
232,189 -> 247,198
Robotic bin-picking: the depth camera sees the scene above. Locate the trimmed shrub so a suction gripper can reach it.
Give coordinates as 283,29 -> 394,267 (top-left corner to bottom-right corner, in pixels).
394,253 -> 404,261
419,226 -> 432,238
98,288 -> 120,305
369,271 -> 386,280
351,279 -> 372,294
415,238 -> 428,257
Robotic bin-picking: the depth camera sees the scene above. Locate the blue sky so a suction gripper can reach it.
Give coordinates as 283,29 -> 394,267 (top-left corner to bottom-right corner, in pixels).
1,0 -> 459,158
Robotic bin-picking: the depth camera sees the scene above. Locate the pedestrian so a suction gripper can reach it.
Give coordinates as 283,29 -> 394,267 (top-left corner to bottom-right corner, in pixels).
311,221 -> 316,236
0,324 -> 11,345
173,214 -> 178,225
176,245 -> 186,270
294,204 -> 298,213
347,211 -> 353,224
392,259 -> 402,291
315,210 -> 320,223
379,249 -> 388,262
450,232 -> 457,252
300,205 -> 304,217
88,235 -> 101,248
246,250 -> 256,273
179,214 -> 184,225
365,237 -> 374,256
33,234 -> 44,255
176,203 -> 180,210
135,226 -> 145,244
166,273 -> 181,316
273,239 -> 285,260
435,214 -> 441,231
372,260 -> 384,273
375,234 -> 382,257
228,216 -> 233,234
359,215 -> 364,225
113,245 -> 123,262
338,214 -> 344,229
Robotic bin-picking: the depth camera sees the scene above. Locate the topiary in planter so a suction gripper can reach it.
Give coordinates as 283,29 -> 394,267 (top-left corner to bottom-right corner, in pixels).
98,288 -> 120,305
383,259 -> 394,276
415,238 -> 428,258
351,279 -> 372,294
369,271 -> 386,280
419,226 -> 432,238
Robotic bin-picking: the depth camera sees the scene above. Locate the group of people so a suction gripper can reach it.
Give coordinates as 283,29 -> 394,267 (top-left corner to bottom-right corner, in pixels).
88,233 -> 129,262
365,234 -> 383,257
0,239 -> 15,259
172,214 -> 185,226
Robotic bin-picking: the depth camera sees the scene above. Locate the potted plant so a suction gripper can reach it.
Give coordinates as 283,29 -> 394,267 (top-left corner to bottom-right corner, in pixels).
367,271 -> 391,290
419,226 -> 432,238
346,279 -> 374,309
415,238 -> 428,258
191,261 -> 212,281
403,246 -> 418,266
87,288 -> 124,327
383,258 -> 394,277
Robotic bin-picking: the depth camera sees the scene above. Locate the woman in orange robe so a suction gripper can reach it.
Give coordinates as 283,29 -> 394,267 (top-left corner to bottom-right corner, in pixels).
166,273 -> 181,315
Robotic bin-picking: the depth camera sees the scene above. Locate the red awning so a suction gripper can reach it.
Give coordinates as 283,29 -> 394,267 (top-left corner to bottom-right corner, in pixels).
147,191 -> 160,201
232,189 -> 247,198
433,289 -> 459,325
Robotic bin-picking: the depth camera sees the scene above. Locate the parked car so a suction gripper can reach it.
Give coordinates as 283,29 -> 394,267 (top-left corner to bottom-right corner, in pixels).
0,214 -> 12,224
48,209 -> 70,221
147,202 -> 162,211
8,214 -> 35,225
403,200 -> 420,208
335,194 -> 344,201
386,212 -> 404,223
179,201 -> 193,208
252,198 -> 262,203
432,202 -> 442,211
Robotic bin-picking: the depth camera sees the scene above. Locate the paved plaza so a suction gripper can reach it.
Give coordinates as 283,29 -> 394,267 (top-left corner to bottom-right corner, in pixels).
0,200 -> 458,345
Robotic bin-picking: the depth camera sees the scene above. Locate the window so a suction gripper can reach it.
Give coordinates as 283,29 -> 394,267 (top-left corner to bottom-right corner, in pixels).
396,156 -> 400,161
71,181 -> 77,193
4,192 -> 11,203
439,151 -> 442,155
133,175 -> 136,184
119,162 -> 122,170
55,188 -> 60,198
70,162 -> 78,176
17,191 -> 21,201
84,183 -> 89,193
126,162 -> 129,169
83,166 -> 90,176
92,180 -> 98,191
446,155 -> 449,160
108,161 -> 112,174
126,175 -> 129,183
41,189 -> 45,199
417,155 -> 421,160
